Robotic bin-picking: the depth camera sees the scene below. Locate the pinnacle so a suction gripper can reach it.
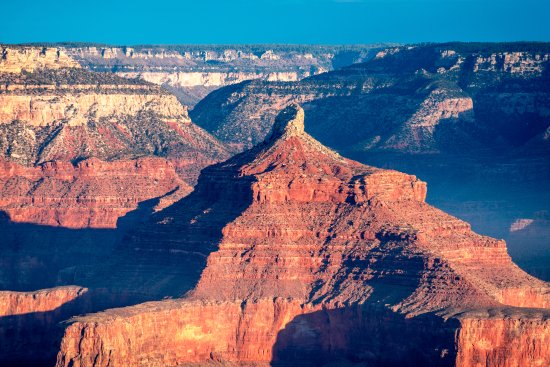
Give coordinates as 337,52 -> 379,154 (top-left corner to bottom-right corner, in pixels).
268,104 -> 305,141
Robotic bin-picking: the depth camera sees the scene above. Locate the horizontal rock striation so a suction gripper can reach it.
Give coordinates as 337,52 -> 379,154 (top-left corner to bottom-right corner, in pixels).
59,44 -> 387,106
0,51 -> 230,228
56,105 -> 550,367
190,42 -> 550,282
0,157 -> 190,228
456,308 -> 550,367
0,46 -> 80,73
191,42 -> 550,154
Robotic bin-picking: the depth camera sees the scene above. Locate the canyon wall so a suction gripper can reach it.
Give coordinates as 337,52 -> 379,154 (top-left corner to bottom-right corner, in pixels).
456,308 -> 550,367
0,49 -> 229,229
0,286 -> 90,366
55,106 -> 550,367
191,43 -> 550,153
0,47 -> 80,72
0,157 -> 189,228
190,42 -> 550,280
61,44 -> 386,106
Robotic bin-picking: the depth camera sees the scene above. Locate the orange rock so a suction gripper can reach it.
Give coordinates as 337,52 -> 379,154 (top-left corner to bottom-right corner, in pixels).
55,105 -> 550,367
0,157 -> 191,228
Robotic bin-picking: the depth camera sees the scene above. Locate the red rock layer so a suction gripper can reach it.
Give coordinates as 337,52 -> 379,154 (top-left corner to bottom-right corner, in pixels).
456,308 -> 550,367
0,286 -> 91,365
0,157 -> 191,228
0,285 -> 87,317
56,105 -> 550,367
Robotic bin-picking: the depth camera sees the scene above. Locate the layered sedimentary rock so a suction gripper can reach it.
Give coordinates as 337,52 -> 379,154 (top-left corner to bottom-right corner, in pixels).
0,285 -> 154,366
0,46 -> 80,72
0,157 -> 190,228
0,51 -> 229,228
61,44 -> 387,106
456,308 -> 550,367
190,42 -> 550,280
191,42 -> 550,154
56,105 -> 550,367
0,286 -> 90,366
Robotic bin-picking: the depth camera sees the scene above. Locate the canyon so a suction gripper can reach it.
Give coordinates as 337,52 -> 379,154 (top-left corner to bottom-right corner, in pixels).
0,48 -> 231,364
191,43 -> 550,154
190,42 -> 550,280
61,44 -> 386,106
0,46 -> 229,229
0,42 -> 549,366
54,105 -> 550,367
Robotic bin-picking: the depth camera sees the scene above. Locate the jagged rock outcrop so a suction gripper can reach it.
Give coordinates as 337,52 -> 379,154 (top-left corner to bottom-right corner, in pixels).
55,106 -> 550,367
190,42 -> 550,280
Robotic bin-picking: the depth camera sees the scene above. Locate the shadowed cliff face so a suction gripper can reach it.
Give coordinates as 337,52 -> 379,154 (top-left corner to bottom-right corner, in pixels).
0,286 -> 151,367
0,177 -> 249,297
54,105 -> 550,367
271,306 -> 460,367
0,181 -> 253,366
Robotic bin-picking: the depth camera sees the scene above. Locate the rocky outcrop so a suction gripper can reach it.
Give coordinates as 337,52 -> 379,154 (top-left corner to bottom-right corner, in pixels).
0,285 -> 87,316
0,286 -> 90,366
0,46 -> 80,73
190,42 -> 550,281
0,90 -> 188,127
0,53 -> 230,228
0,157 -> 190,228
55,106 -> 550,367
456,308 -> 550,367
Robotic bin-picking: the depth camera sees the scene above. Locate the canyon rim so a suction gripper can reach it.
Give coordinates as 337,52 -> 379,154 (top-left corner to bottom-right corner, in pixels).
1,1 -> 550,365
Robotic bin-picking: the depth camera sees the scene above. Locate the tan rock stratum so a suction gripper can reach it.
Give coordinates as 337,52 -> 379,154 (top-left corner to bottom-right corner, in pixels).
0,47 -> 229,228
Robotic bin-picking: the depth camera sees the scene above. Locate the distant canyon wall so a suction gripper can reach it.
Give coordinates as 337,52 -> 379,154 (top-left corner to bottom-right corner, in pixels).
0,46 -> 229,229
61,44 -> 386,106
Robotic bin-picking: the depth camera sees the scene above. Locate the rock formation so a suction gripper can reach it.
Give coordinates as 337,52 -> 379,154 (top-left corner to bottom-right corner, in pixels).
0,157 -> 190,228
0,286 -> 90,366
190,42 -> 550,280
191,42 -> 550,155
0,48 -> 230,228
60,44 -> 387,106
0,46 -> 80,73
55,105 -> 550,367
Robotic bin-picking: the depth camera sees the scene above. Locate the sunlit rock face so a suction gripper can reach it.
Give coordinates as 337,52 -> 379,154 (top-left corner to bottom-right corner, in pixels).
0,157 -> 190,228
0,46 -> 80,73
0,47 -> 230,228
55,106 -> 549,367
189,42 -> 550,282
61,44 -> 387,106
